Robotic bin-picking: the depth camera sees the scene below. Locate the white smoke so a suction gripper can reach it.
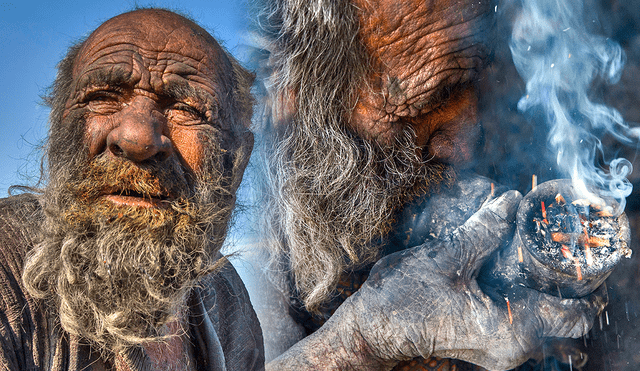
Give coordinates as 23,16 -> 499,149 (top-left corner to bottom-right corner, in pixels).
510,0 -> 640,214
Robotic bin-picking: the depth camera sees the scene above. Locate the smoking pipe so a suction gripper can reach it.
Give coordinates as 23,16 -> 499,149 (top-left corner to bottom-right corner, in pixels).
480,179 -> 631,298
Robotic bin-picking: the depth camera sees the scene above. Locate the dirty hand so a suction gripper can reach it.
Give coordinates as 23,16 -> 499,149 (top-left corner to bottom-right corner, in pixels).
335,190 -> 606,370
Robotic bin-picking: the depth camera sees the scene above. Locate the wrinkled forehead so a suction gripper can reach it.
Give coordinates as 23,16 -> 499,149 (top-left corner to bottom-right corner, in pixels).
71,9 -> 232,94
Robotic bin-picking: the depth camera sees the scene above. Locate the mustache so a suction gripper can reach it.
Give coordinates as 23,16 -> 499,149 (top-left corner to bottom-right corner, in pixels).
69,153 -> 194,205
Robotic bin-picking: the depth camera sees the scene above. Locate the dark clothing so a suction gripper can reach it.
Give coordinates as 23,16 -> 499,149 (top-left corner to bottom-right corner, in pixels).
0,194 -> 264,371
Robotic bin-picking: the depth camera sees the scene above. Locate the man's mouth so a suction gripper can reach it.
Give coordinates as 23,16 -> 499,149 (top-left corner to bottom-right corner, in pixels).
102,189 -> 172,208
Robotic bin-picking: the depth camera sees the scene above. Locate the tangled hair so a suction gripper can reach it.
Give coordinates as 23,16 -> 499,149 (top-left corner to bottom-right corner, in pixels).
253,0 -> 452,311
228,54 -> 257,131
23,12 -> 255,353
23,146 -> 236,352
254,0 -> 366,126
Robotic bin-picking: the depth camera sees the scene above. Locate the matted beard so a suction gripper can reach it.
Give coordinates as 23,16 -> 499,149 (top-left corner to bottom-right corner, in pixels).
262,119 -> 453,312
23,144 -> 235,353
254,0 -> 452,311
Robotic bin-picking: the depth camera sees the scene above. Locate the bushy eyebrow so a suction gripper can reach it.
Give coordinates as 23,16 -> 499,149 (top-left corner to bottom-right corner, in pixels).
75,67 -> 132,91
74,68 -> 219,115
162,81 -> 216,107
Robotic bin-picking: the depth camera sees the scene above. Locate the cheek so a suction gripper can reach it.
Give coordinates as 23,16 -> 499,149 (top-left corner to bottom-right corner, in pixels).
424,119 -> 481,165
84,116 -> 114,158
170,126 -> 206,174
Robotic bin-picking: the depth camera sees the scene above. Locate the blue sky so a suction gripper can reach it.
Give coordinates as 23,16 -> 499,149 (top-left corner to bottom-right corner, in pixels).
0,0 -> 251,194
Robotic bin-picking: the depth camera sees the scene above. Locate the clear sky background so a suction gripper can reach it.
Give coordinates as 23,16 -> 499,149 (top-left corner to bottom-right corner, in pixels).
0,0 -> 252,194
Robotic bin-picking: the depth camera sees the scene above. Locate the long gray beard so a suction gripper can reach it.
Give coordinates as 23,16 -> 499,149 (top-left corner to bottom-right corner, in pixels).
253,0 -> 452,311
262,121 -> 452,312
23,151 -> 235,353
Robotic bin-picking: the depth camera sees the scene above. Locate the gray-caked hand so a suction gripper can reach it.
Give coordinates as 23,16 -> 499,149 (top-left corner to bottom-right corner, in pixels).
332,190 -> 607,370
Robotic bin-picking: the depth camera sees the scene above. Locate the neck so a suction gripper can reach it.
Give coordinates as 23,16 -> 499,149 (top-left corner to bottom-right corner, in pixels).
142,307 -> 195,371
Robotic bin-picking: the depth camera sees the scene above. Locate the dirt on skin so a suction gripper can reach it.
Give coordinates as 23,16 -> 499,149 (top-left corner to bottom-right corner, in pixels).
474,1 -> 640,369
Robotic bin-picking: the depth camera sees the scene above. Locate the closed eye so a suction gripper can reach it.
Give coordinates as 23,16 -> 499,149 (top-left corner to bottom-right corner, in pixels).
83,88 -> 124,114
165,102 -> 209,125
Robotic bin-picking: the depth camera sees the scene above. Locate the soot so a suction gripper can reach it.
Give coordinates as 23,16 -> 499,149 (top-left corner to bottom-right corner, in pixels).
529,193 -> 621,273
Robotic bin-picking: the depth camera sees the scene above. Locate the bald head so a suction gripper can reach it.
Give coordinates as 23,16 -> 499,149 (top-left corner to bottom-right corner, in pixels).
72,9 -> 235,118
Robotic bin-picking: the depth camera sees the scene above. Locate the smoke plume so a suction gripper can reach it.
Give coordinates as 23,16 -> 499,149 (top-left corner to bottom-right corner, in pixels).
510,0 -> 640,214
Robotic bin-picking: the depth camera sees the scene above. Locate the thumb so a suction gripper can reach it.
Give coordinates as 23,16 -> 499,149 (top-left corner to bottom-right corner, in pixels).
451,190 -> 522,279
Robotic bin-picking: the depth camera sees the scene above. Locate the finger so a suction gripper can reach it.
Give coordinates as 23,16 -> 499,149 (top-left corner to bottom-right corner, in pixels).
452,190 -> 522,277
521,284 -> 608,339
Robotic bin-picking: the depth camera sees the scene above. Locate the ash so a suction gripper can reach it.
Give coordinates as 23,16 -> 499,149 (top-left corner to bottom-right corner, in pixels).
532,197 -> 621,273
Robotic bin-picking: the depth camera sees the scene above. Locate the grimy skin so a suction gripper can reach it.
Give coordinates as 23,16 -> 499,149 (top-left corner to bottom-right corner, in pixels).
348,0 -> 489,165
71,10 -> 251,184
57,9 -> 252,368
256,0 -> 608,369
267,187 -> 606,370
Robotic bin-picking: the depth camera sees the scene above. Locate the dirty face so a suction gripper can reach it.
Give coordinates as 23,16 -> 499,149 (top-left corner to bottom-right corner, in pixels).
257,0 -> 495,310
22,9 -> 254,352
63,9 -> 240,208
350,0 -> 493,164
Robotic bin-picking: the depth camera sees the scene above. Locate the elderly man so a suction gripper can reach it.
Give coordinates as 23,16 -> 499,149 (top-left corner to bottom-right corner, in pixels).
253,0 -> 607,370
0,9 -> 263,370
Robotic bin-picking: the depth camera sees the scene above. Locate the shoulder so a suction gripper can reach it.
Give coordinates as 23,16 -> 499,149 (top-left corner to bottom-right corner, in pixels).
0,193 -> 43,300
197,257 -> 265,370
0,193 -> 47,370
0,193 -> 42,254
0,193 -> 43,302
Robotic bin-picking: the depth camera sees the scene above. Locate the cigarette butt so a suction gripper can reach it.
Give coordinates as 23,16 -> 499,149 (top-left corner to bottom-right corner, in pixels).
490,183 -> 495,197
582,227 -> 594,266
575,260 -> 583,280
587,236 -> 610,247
585,246 -> 593,266
517,245 -> 524,263
506,298 -> 513,324
552,232 -> 571,244
532,175 -> 538,190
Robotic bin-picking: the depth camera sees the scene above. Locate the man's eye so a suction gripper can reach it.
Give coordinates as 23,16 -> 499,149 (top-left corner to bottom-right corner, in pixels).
85,90 -> 121,102
166,103 -> 207,125
85,90 -> 123,113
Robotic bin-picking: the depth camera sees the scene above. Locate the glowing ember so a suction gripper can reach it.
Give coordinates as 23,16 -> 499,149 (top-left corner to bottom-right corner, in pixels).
532,194 -> 621,272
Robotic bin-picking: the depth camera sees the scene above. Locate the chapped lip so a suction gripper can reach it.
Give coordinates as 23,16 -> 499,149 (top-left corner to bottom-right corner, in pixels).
100,188 -> 174,208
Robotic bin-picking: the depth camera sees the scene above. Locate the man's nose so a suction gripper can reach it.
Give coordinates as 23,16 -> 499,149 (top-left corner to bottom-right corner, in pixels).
107,97 -> 172,163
